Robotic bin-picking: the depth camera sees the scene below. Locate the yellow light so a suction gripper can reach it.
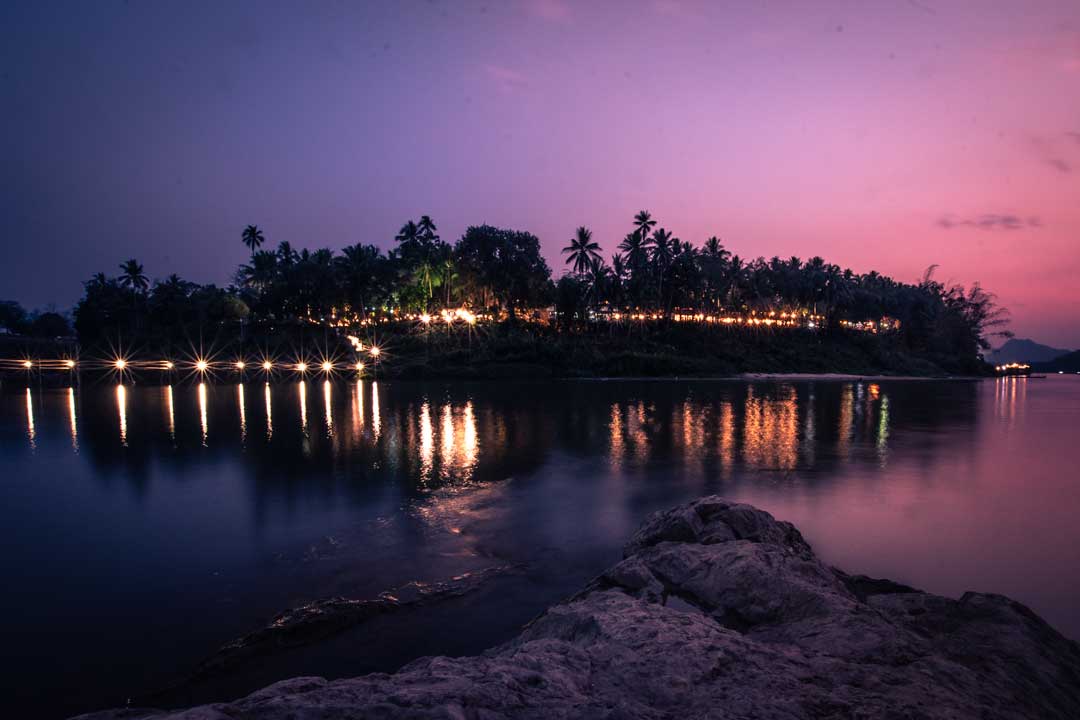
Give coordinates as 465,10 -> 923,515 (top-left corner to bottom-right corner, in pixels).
369,347 -> 381,358
296,362 -> 308,372
355,362 -> 364,371
321,361 -> 333,372
165,361 -> 175,370
195,360 -> 209,372
420,313 -> 432,324
65,359 -> 76,368
262,361 -> 273,371
114,359 -> 127,370
22,360 -> 32,369
235,361 -> 246,370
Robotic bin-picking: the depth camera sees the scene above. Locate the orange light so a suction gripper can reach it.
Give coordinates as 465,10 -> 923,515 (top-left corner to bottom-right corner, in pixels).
65,359 -> 76,369
195,360 -> 209,372
321,361 -> 333,372
164,361 -> 175,370
262,361 -> 273,371
22,360 -> 32,369
369,347 -> 381,357
355,362 -> 364,371
235,361 -> 246,370
296,362 -> 308,373
114,359 -> 127,370
420,313 -> 432,324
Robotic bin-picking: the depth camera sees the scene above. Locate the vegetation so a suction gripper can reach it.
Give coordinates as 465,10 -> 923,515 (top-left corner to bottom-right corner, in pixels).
7,210 -> 1010,377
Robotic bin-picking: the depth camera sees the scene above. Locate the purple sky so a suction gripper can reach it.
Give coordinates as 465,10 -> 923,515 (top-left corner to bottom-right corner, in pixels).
3,0 -> 1079,346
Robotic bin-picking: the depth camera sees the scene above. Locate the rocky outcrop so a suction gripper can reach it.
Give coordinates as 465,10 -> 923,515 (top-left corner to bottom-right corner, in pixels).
75,497 -> 1080,719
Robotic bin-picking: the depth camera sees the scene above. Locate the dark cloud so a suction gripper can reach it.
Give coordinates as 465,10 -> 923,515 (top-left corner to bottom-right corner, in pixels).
937,214 -> 1042,231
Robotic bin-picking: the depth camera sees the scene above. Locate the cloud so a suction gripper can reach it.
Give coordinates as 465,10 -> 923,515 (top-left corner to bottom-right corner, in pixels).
526,0 -> 571,23
937,214 -> 1042,231
483,64 -> 528,91
1028,135 -> 1072,174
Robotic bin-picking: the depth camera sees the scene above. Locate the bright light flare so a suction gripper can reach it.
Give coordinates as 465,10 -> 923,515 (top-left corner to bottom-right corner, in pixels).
235,360 -> 246,370
296,362 -> 308,373
355,362 -> 365,371
420,313 -> 432,325
22,360 -> 32,369
321,361 -> 334,373
262,361 -> 273,371
114,359 -> 127,370
369,347 -> 381,358
164,361 -> 175,370
65,359 -> 76,369
195,359 -> 209,372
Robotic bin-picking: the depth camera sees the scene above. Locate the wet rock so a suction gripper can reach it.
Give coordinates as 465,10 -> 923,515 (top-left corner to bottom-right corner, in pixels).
74,497 -> 1080,720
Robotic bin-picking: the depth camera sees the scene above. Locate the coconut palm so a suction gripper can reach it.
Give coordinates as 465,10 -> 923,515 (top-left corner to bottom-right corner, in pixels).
562,226 -> 602,277
118,259 -> 149,293
633,210 -> 657,244
242,225 -> 265,254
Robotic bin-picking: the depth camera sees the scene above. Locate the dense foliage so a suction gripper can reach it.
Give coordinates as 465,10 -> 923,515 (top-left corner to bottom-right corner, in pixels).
56,211 -> 1008,372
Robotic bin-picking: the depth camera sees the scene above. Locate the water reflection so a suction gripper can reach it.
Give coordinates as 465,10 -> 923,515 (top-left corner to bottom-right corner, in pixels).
68,387 -> 78,451
264,382 -> 273,439
116,384 -> 127,446
238,384 -> 246,442
322,380 -> 333,436
197,382 -> 208,446
25,388 -> 35,450
164,386 -> 175,442
10,376 -> 1080,720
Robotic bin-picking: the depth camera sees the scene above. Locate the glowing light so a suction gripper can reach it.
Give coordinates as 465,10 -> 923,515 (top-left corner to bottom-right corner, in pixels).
114,359 -> 127,370
419,402 -> 433,480
22,359 -> 33,369
65,359 -> 76,369
262,361 -> 273,371
371,381 -> 381,438
235,361 -> 246,370
355,362 -> 365,371
420,313 -> 432,325
196,359 -> 209,372
296,362 -> 308,373
321,361 -> 334,372
369,347 -> 381,358
164,361 -> 175,370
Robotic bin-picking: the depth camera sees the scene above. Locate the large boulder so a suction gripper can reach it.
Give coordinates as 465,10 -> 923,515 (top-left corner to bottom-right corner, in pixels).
75,497 -> 1080,719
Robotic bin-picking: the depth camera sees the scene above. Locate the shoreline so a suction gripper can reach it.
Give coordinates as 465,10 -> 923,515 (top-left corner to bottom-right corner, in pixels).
76,497 -> 1080,720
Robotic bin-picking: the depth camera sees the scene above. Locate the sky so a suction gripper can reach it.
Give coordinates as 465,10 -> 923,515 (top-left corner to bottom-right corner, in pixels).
2,0 -> 1079,346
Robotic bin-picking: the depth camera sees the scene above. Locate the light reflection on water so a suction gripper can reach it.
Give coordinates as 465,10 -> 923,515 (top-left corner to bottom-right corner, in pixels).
3,377 -> 1079,718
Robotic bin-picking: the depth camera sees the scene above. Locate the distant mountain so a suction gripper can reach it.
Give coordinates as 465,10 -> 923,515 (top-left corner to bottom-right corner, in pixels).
988,338 -> 1071,365
1033,350 -> 1080,374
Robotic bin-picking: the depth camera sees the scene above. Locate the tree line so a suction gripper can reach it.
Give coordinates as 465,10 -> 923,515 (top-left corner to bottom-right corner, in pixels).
62,211 -> 1009,362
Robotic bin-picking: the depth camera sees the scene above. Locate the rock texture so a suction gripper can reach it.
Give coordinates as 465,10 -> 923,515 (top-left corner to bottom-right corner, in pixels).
75,497 -> 1080,719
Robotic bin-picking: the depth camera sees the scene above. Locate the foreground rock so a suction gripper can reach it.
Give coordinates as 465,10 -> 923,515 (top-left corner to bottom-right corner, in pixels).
77,497 -> 1080,719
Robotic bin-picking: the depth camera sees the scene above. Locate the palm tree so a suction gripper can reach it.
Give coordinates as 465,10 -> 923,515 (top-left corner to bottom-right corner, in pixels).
562,226 -> 602,277
633,210 -> 657,244
649,229 -> 675,303
118,259 -> 149,293
417,215 -> 438,241
242,225 -> 265,254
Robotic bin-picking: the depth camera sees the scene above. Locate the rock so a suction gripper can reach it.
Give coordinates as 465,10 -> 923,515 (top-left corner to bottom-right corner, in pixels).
73,497 -> 1080,720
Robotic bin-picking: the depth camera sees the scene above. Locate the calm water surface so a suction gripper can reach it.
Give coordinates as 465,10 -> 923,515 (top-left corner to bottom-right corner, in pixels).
2,376 -> 1079,718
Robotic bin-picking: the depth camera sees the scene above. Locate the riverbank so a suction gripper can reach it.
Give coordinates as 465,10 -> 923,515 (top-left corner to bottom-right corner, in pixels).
76,497 -> 1080,719
1,324 -> 991,386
